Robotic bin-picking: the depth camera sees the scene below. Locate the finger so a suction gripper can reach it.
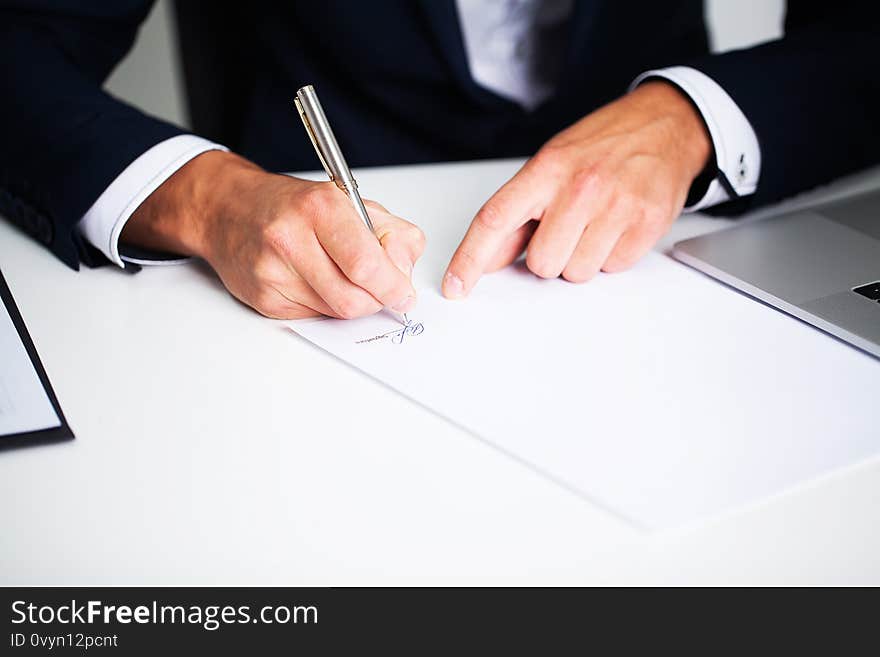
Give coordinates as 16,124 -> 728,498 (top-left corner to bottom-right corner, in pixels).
260,288 -> 324,320
244,282 -> 330,320
227,250 -> 340,319
602,223 -> 664,273
368,207 -> 426,277
443,161 -> 551,298
249,228 -> 348,318
316,208 -> 416,313
525,175 -> 610,279
295,235 -> 384,319
560,206 -> 631,284
272,278 -> 341,318
486,220 -> 537,272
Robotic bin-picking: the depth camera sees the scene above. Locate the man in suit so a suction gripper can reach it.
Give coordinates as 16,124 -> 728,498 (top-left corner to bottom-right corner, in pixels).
1,1 -> 878,319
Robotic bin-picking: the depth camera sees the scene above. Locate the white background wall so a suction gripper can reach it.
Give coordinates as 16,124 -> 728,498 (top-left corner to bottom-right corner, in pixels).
104,0 -> 786,131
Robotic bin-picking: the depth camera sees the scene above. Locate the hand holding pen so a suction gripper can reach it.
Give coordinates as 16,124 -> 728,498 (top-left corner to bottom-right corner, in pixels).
121,94 -> 424,321
295,85 -> 418,324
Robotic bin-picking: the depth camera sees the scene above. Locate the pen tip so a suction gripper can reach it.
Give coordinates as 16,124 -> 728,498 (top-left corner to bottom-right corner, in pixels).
403,313 -> 410,325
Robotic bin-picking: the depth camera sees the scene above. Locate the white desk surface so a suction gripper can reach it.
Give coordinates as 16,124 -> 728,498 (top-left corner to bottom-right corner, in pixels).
1,158 -> 879,585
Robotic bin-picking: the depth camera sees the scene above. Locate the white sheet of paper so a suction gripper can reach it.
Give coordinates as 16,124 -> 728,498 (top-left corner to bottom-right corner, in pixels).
290,252 -> 879,529
0,298 -> 60,436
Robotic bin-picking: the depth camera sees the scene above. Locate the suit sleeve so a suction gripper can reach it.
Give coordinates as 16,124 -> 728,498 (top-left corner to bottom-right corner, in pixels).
685,1 -> 880,214
0,1 -> 188,269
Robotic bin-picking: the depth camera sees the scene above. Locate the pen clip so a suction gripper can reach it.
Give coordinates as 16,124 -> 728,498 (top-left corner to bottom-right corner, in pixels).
294,96 -> 335,182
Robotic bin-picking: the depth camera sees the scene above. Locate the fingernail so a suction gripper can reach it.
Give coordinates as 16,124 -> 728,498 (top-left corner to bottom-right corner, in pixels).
392,295 -> 416,313
443,272 -> 464,299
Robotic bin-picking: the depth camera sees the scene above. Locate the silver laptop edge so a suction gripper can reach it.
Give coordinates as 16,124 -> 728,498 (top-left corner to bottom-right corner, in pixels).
672,245 -> 880,359
672,190 -> 880,360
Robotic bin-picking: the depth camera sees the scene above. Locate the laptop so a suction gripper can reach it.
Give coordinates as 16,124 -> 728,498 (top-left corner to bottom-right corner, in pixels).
673,190 -> 880,359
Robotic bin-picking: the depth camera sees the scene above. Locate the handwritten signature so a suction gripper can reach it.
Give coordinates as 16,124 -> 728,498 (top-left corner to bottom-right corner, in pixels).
356,320 -> 425,345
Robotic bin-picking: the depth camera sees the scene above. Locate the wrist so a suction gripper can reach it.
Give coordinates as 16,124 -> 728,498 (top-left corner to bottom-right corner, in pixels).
122,150 -> 263,259
630,81 -> 712,182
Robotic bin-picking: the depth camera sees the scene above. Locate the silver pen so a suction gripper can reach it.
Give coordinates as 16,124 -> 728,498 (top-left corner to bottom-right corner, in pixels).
294,84 -> 409,324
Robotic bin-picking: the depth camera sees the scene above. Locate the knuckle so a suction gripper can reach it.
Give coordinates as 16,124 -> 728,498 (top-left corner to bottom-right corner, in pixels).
474,201 -> 507,231
634,201 -> 652,222
334,294 -> 377,320
296,183 -> 334,219
260,222 -> 294,257
347,253 -> 380,285
252,291 -> 283,318
474,199 -> 507,232
406,227 -> 427,258
570,166 -> 603,199
532,144 -> 566,176
251,255 -> 277,283
622,202 -> 647,229
407,224 -> 427,249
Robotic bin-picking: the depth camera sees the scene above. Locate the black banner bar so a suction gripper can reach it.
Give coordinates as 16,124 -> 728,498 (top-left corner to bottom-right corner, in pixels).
0,586 -> 873,653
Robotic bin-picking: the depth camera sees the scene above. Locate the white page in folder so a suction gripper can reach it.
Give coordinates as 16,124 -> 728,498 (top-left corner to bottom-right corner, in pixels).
290,251 -> 879,529
0,300 -> 60,436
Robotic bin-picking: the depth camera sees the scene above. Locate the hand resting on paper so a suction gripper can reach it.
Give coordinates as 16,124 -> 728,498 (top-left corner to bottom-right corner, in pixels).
442,81 -> 712,298
121,151 -> 425,319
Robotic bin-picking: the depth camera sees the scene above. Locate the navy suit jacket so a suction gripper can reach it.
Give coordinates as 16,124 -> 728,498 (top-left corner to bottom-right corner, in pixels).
1,1 -> 878,269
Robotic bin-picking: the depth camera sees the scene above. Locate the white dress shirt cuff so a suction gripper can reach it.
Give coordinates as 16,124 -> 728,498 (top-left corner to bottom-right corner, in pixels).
630,66 -> 761,212
79,135 -> 228,267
